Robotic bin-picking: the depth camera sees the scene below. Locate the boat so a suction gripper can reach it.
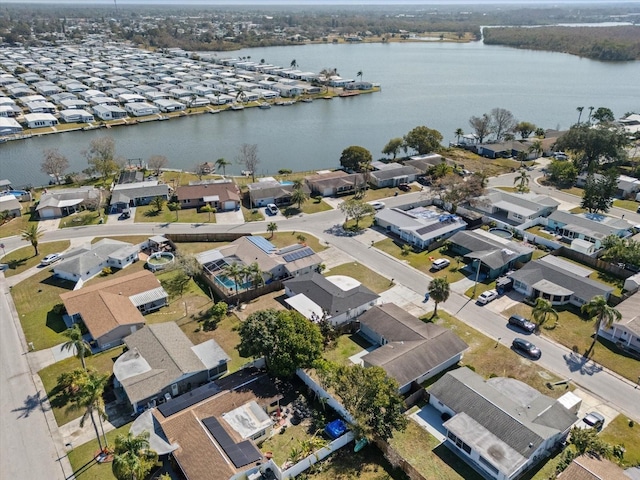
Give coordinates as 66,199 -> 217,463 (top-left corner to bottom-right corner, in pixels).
339,91 -> 360,97
281,100 -> 296,106
230,103 -> 245,110
258,102 -> 271,109
300,98 -> 313,103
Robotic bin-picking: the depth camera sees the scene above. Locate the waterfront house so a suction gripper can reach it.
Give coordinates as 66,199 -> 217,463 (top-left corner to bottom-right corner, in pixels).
109,181 -> 170,213
113,322 -> 230,413
448,229 -> 534,279
596,292 -> 640,358
154,99 -> 185,112
36,186 -> 101,219
59,98 -> 90,110
358,303 -> 468,394
473,189 -> 559,225
304,170 -> 366,197
284,271 -> 380,326
405,154 -> 456,174
369,162 -> 420,187
59,109 -> 95,123
576,172 -> 640,199
60,270 -> 167,349
0,117 -> 23,135
93,104 -> 128,120
124,102 -> 160,117
509,256 -> 613,306
0,194 -> 22,218
375,206 -> 467,251
175,181 -> 241,211
246,178 -> 310,208
429,367 -> 577,480
475,142 -> 513,159
25,101 -> 57,114
23,113 -> 58,128
546,210 -> 633,249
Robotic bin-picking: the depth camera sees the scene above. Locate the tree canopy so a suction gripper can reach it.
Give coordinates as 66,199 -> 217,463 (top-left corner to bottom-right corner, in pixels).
84,136 -> 120,180
403,125 -> 443,155
382,137 -> 404,159
339,198 -> 375,228
580,171 -> 617,214
41,148 -> 69,185
554,123 -> 628,172
468,114 -> 492,143
237,309 -> 323,378
339,145 -> 372,172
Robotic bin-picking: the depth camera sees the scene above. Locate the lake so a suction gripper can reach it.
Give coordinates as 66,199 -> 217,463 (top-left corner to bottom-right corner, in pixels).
1,41 -> 639,187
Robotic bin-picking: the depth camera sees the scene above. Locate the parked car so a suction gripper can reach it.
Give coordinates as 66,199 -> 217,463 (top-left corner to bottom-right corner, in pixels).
508,314 -> 536,333
118,210 -> 131,220
398,183 -> 411,191
41,253 -> 61,266
477,289 -> 498,305
266,203 -> 279,216
431,258 -> 451,271
0,263 -> 8,272
511,337 -> 541,360
368,200 -> 385,210
578,411 -> 605,431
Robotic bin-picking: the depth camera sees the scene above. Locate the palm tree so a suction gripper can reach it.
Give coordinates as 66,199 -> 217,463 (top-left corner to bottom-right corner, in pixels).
454,128 -> 464,145
267,221 -> 278,238
200,204 -> 216,222
428,277 -> 450,317
222,262 -> 243,295
67,369 -> 110,451
514,168 -> 530,192
576,106 -> 584,124
531,298 -> 559,331
529,139 -> 543,159
587,106 -> 594,124
215,157 -> 230,177
112,431 -> 158,480
581,296 -> 621,355
62,323 -> 92,370
150,196 -> 165,212
516,150 -> 528,168
290,185 -> 308,210
246,262 -> 264,289
167,201 -> 181,220
290,59 -> 297,69
357,70 -> 363,81
21,224 -> 43,257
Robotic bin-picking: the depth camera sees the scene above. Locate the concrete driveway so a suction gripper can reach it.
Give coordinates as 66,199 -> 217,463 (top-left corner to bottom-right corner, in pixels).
215,209 -> 245,224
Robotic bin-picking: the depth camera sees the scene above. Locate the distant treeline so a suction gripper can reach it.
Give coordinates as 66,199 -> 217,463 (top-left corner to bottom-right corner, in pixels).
483,26 -> 640,62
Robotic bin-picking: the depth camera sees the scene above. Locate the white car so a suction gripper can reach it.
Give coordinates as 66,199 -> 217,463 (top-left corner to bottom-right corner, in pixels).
368,201 -> 385,210
41,253 -> 61,266
477,289 -> 498,305
266,204 -> 279,216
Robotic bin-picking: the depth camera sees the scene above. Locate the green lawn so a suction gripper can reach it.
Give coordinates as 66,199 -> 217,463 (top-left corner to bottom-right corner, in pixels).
307,443 -> 405,480
1,240 -> 70,277
323,333 -> 373,367
525,225 -> 557,241
464,279 -> 497,299
144,271 -> 212,325
260,231 -> 327,253
495,186 -> 518,193
134,204 -> 215,224
161,170 -> 221,186
12,269 -> 76,350
241,205 -> 265,222
0,201 -> 37,238
613,199 -> 640,212
174,241 -> 229,255
504,303 -> 640,383
91,235 -> 150,245
259,419 -> 318,468
326,261 -> 392,294
39,347 -> 125,426
283,198 -> 333,216
600,414 -> 640,466
59,211 -> 103,229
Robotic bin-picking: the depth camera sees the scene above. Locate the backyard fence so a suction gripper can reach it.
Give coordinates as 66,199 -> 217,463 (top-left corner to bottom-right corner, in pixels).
374,438 -> 428,480
550,247 -> 633,279
280,431 -> 355,479
165,232 -> 248,243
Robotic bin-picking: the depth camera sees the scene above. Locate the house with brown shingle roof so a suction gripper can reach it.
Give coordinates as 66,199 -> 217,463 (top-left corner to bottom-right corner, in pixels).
60,270 -> 168,349
304,170 -> 366,197
596,292 -> 640,358
175,180 -> 241,211
558,453 -> 630,480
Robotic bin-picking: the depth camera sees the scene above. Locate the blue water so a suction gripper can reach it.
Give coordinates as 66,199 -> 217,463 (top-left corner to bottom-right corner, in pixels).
280,181 -> 294,185
215,274 -> 251,291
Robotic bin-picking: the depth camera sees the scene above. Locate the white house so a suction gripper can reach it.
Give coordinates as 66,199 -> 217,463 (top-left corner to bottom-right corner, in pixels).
93,104 -> 128,120
59,109 -> 95,123
597,292 -> 640,358
124,102 -> 160,117
0,117 -> 23,135
474,189 -> 559,224
23,113 -> 58,128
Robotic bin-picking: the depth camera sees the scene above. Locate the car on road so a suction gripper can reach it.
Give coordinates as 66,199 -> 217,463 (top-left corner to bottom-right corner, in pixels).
477,289 -> 498,305
266,203 -> 279,216
431,258 -> 451,271
511,337 -> 541,360
368,200 -> 385,210
508,314 -> 536,333
577,411 -> 605,431
41,253 -> 61,266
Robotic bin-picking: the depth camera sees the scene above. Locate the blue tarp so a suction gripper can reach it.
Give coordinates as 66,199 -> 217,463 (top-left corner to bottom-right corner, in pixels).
324,419 -> 347,439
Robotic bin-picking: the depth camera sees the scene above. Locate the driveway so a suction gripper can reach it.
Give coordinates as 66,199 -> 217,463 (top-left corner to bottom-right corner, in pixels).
215,209 -> 244,225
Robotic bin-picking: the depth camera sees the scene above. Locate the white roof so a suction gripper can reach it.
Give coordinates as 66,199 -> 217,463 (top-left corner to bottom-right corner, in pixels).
222,401 -> 273,440
284,293 -> 324,322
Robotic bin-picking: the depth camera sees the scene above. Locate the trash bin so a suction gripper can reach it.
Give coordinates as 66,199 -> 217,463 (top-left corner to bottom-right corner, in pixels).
424,292 -> 430,301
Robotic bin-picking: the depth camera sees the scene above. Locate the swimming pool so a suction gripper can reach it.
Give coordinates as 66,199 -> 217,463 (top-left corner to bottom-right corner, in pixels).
1,190 -> 31,200
280,181 -> 294,186
215,274 -> 252,291
489,228 -> 514,239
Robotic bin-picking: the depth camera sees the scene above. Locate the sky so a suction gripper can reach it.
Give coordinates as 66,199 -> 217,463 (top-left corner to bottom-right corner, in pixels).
9,0 -> 639,4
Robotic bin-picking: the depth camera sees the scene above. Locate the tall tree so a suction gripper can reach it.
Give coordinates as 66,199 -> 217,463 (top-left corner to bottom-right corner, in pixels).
167,201 -> 181,220
21,224 -> 43,256
531,298 -> 558,331
515,121 -> 536,139
382,137 -> 403,159
318,363 -> 407,442
236,143 -> 260,182
222,262 -> 244,295
290,59 -> 297,69
290,184 -> 308,209
339,198 -> 375,229
591,107 -> 615,124
147,155 -> 168,176
67,369 -> 110,451
84,136 -> 120,180
112,431 -> 158,480
554,124 -> 628,172
469,114 -> 492,143
267,221 -> 278,238
428,277 -> 450,317
547,159 -> 578,187
339,145 -> 372,172
576,106 -> 584,124
215,157 -> 230,177
62,323 -> 92,370
237,309 -> 323,378
403,125 -> 443,154
514,168 -> 530,192
200,204 -> 216,222
587,106 -> 595,124
490,107 -> 517,141
454,128 -> 464,144
580,171 -> 617,214
529,139 -> 543,158
581,296 -> 621,355
357,70 -> 363,81
150,196 -> 165,212
41,148 -> 69,185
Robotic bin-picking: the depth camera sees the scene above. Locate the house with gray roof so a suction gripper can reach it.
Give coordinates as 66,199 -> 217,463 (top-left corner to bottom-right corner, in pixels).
36,186 -> 101,219
405,154 -> 457,174
449,229 -> 534,279
375,206 -> 467,251
109,181 -> 170,213
546,210 -> 633,249
284,271 -> 380,326
247,178 -> 310,208
113,322 -> 230,413
53,238 -> 140,284
358,304 -> 467,394
0,194 -> 22,218
509,257 -> 613,307
429,367 -> 578,480
596,292 -> 640,358
370,163 -> 420,187
474,189 -> 559,225
576,172 -> 640,199
304,170 -> 366,197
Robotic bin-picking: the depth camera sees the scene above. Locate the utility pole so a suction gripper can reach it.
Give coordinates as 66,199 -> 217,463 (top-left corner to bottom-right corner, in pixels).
472,258 -> 482,298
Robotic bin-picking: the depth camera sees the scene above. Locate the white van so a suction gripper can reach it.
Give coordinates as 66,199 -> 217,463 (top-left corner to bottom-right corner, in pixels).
431,258 -> 450,271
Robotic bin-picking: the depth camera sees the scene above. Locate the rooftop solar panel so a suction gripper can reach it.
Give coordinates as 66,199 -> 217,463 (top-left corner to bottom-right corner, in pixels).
282,246 -> 314,263
246,236 -> 276,254
157,382 -> 220,418
202,417 -> 263,468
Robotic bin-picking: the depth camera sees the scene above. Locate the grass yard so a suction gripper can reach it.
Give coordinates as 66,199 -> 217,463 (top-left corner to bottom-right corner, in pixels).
12,269 -> 76,350
323,333 -> 373,367
525,225 -> 557,241
374,239 -> 468,283
495,186 -> 519,193
144,271 -> 212,325
59,211 -> 103,229
613,199 -> 640,212
325,261 -> 392,294
1,240 -> 70,277
242,205 -> 265,222
343,214 -> 374,231
307,443 -> 406,480
283,198 -> 333,216
161,170 -> 220,186
569,207 -> 588,214
464,278 -> 497,299
39,346 -> 125,426
260,418 -> 317,468
389,419 -> 482,480
174,241 -> 229,255
532,249 -> 550,260
503,303 -> 640,383
260,231 -> 327,252
600,414 -> 640,466
134,204 -> 215,224
0,202 -> 37,238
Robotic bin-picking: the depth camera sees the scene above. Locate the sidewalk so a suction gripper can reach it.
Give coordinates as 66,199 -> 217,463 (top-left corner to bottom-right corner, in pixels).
28,342 -> 76,373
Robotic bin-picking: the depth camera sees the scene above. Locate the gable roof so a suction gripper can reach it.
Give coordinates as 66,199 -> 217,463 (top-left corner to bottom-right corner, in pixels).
284,271 -> 379,317
376,207 -> 467,242
449,230 -> 533,270
548,210 -> 632,240
370,165 -> 420,181
359,304 -> 468,387
558,454 -> 630,480
305,171 -> 365,190
175,182 -> 240,203
36,186 -> 100,211
54,238 -> 139,276
60,270 -> 166,341
481,189 -> 559,217
610,292 -> 640,336
430,367 -> 577,476
110,183 -> 170,205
